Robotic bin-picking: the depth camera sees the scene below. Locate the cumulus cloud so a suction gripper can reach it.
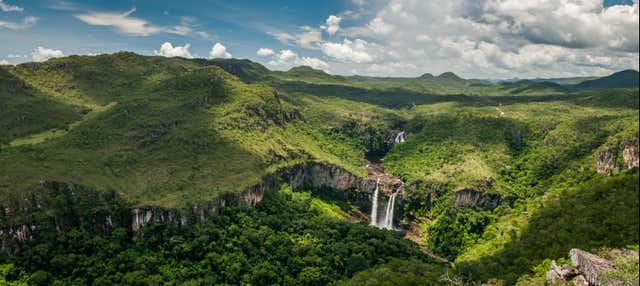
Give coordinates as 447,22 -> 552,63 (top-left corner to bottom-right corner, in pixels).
0,0 -> 22,12
322,15 -> 342,35
31,46 -> 64,62
271,26 -> 323,49
0,59 -> 9,65
267,49 -> 329,70
75,7 -> 192,36
208,43 -> 232,59
367,17 -> 393,35
296,56 -> 330,69
477,0 -> 639,52
0,16 -> 37,30
325,0 -> 640,78
257,48 -> 275,56
154,42 -> 193,58
321,38 -> 376,63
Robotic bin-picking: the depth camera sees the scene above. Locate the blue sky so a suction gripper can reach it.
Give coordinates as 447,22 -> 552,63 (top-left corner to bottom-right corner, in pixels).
1,0 -> 638,78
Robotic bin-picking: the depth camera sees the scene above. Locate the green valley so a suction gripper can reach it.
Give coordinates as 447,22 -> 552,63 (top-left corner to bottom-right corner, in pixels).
0,53 -> 638,285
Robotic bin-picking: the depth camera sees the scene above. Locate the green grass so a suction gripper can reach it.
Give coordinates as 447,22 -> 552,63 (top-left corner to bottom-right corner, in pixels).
0,53 -> 638,285
9,102 -> 117,147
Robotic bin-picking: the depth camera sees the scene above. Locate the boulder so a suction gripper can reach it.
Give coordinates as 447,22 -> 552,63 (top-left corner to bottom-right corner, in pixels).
572,275 -> 589,286
546,260 -> 580,284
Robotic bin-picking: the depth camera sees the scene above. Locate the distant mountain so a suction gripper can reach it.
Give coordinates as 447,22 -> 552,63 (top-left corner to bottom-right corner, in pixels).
197,58 -> 273,83
436,72 -> 463,81
497,79 -> 568,94
530,76 -> 598,85
271,65 -> 346,83
576,70 -> 639,89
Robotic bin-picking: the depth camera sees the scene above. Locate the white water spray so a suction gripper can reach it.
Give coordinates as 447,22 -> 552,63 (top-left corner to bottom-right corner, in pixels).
370,178 -> 380,226
382,192 -> 397,230
395,131 -> 405,143
370,178 -> 398,230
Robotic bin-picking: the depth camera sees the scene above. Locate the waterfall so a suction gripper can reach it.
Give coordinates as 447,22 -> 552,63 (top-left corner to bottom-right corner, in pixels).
382,192 -> 397,230
370,178 -> 397,230
370,178 -> 380,226
395,131 -> 405,143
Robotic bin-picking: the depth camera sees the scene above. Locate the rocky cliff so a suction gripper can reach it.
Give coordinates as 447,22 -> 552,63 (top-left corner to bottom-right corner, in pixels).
546,248 -> 639,286
451,189 -> 501,210
0,161 -> 406,252
596,149 -> 618,174
622,139 -> 639,169
596,138 -> 639,175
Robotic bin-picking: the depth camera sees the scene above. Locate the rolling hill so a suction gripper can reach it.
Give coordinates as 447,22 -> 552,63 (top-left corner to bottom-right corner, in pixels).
0,53 -> 638,285
576,69 -> 640,89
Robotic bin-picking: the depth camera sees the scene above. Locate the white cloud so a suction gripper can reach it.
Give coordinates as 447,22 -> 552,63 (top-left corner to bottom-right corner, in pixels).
195,31 -> 212,39
0,59 -> 9,65
367,17 -> 393,35
296,56 -> 329,70
277,49 -> 297,61
322,15 -> 342,35
47,0 -> 77,11
295,26 -> 322,48
208,43 -> 232,59
153,42 -> 193,58
168,25 -> 191,36
0,0 -> 22,12
0,16 -> 37,30
367,62 -> 417,75
479,0 -> 639,52
7,53 -> 25,58
321,38 -> 376,63
74,7 -> 191,36
31,47 -> 64,62
323,0 -> 640,78
267,49 -> 329,70
270,26 -> 323,49
257,48 -> 275,56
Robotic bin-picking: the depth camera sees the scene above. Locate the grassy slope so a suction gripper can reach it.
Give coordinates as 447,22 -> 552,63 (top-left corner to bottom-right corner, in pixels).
1,53 -> 638,283
0,68 -> 86,146
0,54 -> 388,207
274,67 -> 638,284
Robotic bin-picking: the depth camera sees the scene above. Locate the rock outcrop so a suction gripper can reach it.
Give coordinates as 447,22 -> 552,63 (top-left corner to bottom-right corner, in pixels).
364,163 -> 404,195
546,248 -> 628,286
546,260 -> 580,284
451,189 -> 501,209
570,248 -> 616,286
0,161 -> 406,252
596,149 -> 618,174
622,139 -> 639,169
596,138 -> 639,175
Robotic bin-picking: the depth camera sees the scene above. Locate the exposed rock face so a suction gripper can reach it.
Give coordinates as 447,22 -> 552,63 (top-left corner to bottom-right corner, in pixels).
0,181 -> 128,253
570,248 -> 616,286
451,189 -> 501,209
287,163 -> 361,191
130,207 -> 188,233
364,163 -> 404,195
622,139 -> 639,169
572,275 -> 589,286
1,161 -> 404,251
546,260 -> 580,284
547,248 -> 625,286
596,149 -> 618,174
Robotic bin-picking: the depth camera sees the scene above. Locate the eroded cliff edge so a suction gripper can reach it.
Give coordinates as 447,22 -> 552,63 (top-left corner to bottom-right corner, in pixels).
0,162 -> 405,253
